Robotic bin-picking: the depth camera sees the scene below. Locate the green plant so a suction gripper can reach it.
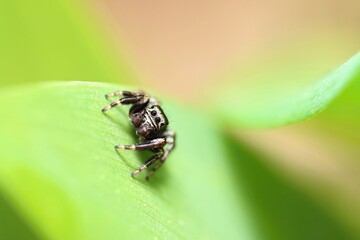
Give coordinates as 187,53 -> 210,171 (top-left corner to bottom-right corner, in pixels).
0,1 -> 360,239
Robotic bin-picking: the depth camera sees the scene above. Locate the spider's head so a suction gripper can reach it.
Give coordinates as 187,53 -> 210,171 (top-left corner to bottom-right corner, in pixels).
146,105 -> 168,131
135,105 -> 168,138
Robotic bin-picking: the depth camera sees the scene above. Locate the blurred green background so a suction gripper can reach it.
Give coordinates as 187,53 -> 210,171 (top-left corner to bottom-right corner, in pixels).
0,0 -> 359,239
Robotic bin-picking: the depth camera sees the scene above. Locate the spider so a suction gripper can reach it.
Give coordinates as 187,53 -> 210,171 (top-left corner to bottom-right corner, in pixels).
101,90 -> 175,179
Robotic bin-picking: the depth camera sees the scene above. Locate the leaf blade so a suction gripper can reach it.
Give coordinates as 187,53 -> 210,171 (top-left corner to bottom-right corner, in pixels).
210,51 -> 360,128
0,82 -> 255,240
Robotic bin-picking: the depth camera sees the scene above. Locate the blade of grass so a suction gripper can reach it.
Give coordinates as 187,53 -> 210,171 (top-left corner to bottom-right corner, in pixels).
0,81 -> 255,240
208,51 -> 360,128
222,135 -> 355,240
0,81 -> 355,239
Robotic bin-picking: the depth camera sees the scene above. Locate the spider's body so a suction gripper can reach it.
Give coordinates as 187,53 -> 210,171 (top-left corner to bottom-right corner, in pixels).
132,104 -> 168,138
101,90 -> 175,179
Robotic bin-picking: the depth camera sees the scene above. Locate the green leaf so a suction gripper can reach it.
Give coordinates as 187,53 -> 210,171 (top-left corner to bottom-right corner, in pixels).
0,81 -> 354,239
0,0 -> 135,86
0,82 -> 255,240
0,193 -> 39,240
222,136 -> 355,240
313,70 -> 360,144
208,51 -> 360,128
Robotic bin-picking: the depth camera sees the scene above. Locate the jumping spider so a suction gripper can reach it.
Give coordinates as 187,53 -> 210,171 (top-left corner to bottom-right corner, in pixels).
101,90 -> 175,179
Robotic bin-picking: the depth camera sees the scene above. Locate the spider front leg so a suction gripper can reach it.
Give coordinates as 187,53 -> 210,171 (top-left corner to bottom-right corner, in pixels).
160,130 -> 175,160
146,131 -> 175,179
115,138 -> 166,150
105,90 -> 144,99
131,149 -> 164,177
102,90 -> 147,112
145,159 -> 165,180
101,95 -> 146,112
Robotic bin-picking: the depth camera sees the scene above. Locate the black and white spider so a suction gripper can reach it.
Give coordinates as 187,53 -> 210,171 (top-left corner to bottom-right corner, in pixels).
101,90 -> 175,179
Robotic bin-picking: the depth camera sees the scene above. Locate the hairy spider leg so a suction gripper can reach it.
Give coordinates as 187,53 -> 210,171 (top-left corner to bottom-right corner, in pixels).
145,159 -> 164,179
146,131 -> 175,179
105,90 -> 144,99
161,130 -> 176,160
101,96 -> 145,112
115,138 -> 166,150
131,149 -> 164,177
129,100 -> 149,115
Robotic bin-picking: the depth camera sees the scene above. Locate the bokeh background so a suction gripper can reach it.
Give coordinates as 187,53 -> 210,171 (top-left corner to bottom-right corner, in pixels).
0,0 -> 360,239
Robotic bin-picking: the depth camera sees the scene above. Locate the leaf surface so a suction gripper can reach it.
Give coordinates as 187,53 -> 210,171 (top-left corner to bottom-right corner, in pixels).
0,82 -> 254,240
0,82 -> 353,240
208,51 -> 360,128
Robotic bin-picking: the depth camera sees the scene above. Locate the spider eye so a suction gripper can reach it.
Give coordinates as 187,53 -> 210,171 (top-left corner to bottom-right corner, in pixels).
155,117 -> 161,123
160,123 -> 165,128
151,110 -> 157,116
